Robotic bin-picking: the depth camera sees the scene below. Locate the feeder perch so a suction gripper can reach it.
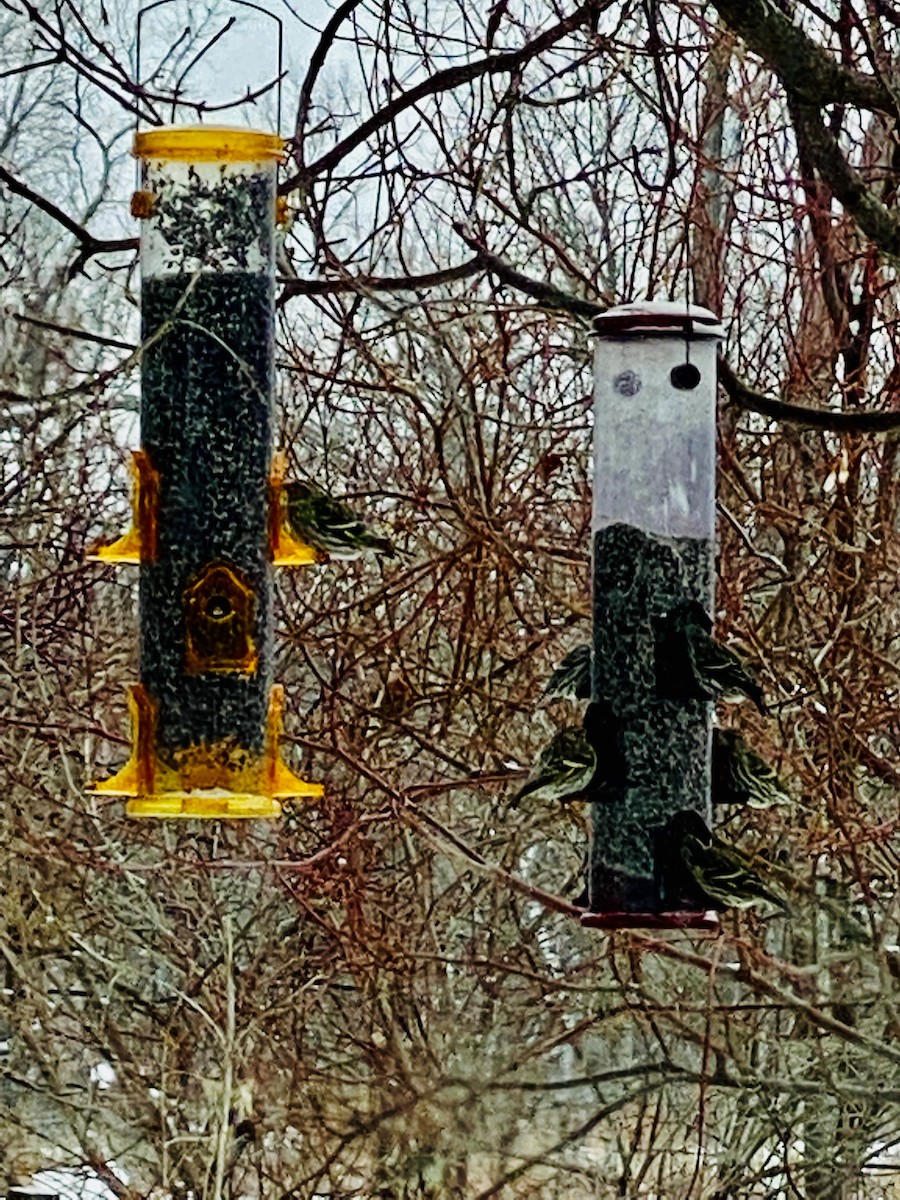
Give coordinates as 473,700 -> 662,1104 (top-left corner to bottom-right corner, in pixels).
90,124 -> 323,817
583,300 -> 725,929
88,450 -> 159,565
131,189 -> 157,219
275,195 -> 292,228
270,450 -> 326,566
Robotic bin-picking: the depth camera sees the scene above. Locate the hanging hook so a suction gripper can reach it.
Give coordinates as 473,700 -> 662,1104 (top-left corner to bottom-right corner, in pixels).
671,260 -> 700,390
136,0 -> 283,136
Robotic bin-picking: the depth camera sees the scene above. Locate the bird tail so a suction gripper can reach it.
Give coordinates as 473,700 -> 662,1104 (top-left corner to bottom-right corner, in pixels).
763,893 -> 792,918
510,779 -> 538,808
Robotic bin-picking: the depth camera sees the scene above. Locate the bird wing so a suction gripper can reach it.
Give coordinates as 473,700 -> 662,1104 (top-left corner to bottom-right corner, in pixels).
514,729 -> 596,804
683,835 -> 787,912
543,644 -> 592,699
316,495 -> 369,538
690,630 -> 763,708
732,738 -> 789,808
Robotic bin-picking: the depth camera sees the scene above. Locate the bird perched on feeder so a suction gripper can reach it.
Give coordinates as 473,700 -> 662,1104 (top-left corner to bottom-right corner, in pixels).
653,598 -> 766,714
713,727 -> 790,809
283,481 -> 396,561
543,643 -> 592,700
511,702 -> 620,806
511,725 -> 596,807
656,809 -> 789,914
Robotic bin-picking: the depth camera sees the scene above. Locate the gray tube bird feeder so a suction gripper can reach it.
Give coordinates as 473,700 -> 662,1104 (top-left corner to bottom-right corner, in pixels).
582,301 -> 725,930
89,126 -> 322,818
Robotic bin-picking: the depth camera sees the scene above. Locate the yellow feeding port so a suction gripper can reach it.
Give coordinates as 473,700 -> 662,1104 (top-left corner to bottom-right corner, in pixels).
133,125 -> 286,164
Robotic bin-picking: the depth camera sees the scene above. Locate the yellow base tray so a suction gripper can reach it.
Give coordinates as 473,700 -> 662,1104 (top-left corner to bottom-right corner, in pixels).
92,683 -> 324,819
126,791 -> 284,819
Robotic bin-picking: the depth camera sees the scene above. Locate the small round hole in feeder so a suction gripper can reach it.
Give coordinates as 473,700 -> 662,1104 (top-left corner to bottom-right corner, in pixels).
670,362 -> 701,390
183,562 -> 257,674
206,595 -> 233,621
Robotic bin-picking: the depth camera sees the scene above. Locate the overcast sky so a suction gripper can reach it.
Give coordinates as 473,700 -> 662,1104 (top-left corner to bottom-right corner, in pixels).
137,0 -> 340,137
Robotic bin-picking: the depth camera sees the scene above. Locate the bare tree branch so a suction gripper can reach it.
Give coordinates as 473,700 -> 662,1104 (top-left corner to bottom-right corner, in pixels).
0,163 -> 137,274
718,353 -> 900,432
709,0 -> 900,115
281,0 -> 614,193
789,98 -> 900,262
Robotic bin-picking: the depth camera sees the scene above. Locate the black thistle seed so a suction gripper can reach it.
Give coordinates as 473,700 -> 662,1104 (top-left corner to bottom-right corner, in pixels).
152,166 -> 274,270
140,271 -> 274,757
589,523 -> 712,913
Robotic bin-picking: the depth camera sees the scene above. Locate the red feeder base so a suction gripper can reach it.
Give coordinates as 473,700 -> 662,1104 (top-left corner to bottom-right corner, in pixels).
579,910 -> 719,931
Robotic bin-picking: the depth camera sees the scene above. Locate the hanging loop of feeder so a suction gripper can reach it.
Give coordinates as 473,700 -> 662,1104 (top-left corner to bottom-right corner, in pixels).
135,0 -> 284,136
673,297 -> 699,387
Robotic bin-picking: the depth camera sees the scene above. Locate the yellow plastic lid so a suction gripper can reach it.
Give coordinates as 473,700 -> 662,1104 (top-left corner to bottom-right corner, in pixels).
133,125 -> 286,164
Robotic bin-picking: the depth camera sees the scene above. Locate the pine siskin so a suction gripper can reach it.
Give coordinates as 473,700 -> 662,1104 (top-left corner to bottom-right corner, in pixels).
654,599 -> 766,714
543,643 -> 592,700
658,809 -> 789,914
511,725 -> 596,807
713,727 -> 790,809
284,481 -> 396,561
